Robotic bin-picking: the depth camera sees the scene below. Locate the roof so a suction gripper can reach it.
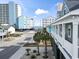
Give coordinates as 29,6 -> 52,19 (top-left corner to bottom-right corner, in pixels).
64,0 -> 79,11
51,9 -> 79,24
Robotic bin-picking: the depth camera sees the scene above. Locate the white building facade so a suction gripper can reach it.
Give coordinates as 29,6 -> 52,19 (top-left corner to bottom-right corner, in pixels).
42,16 -> 55,28
47,9 -> 79,59
26,17 -> 34,29
46,0 -> 79,59
16,16 -> 34,30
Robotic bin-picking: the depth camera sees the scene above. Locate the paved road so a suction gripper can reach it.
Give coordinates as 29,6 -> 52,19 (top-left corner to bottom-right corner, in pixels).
0,46 -> 20,59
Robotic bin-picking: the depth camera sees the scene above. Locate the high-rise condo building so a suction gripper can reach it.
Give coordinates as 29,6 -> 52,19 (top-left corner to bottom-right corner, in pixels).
0,1 -> 22,27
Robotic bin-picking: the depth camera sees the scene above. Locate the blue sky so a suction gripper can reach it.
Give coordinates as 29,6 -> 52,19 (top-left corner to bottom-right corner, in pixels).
0,0 -> 63,26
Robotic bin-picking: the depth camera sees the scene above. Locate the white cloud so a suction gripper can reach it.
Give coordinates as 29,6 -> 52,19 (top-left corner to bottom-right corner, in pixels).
35,9 -> 48,15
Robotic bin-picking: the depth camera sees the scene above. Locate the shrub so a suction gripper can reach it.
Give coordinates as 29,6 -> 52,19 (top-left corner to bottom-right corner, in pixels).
33,50 -> 37,53
10,34 -> 22,37
31,55 -> 36,59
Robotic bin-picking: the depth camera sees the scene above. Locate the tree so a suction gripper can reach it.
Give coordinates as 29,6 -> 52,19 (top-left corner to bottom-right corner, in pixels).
41,28 -> 52,58
33,28 -> 54,57
33,32 -> 41,56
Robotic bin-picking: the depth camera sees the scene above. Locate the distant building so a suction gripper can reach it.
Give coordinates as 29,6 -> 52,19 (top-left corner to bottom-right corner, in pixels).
56,2 -> 64,18
0,4 -> 9,24
56,2 -> 63,11
16,16 -> 27,30
26,17 -> 34,29
42,16 -> 55,28
0,1 -> 22,27
16,16 -> 34,30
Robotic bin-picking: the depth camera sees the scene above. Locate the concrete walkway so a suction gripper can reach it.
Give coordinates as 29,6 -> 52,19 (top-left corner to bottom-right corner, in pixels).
20,47 -> 55,59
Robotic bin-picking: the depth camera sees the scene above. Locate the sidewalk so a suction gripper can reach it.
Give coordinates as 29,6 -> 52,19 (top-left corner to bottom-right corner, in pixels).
20,47 -> 55,59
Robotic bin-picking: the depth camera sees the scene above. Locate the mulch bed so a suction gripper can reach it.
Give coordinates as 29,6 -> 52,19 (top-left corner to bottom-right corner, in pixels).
23,43 -> 51,47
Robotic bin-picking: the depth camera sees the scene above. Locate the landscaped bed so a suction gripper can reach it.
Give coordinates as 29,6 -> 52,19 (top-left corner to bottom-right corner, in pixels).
3,33 -> 22,41
10,33 -> 22,37
23,43 -> 51,47
4,37 -> 15,41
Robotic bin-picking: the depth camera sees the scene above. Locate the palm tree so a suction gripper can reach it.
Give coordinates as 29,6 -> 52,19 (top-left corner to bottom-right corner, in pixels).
41,28 -> 51,58
33,28 -> 54,57
33,32 -> 41,56
42,33 -> 49,58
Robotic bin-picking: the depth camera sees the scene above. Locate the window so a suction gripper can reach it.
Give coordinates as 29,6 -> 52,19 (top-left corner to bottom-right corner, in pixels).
65,23 -> 73,43
67,25 -> 72,38
54,25 -> 56,33
59,24 -> 62,37
53,25 -> 55,32
56,25 -> 58,34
